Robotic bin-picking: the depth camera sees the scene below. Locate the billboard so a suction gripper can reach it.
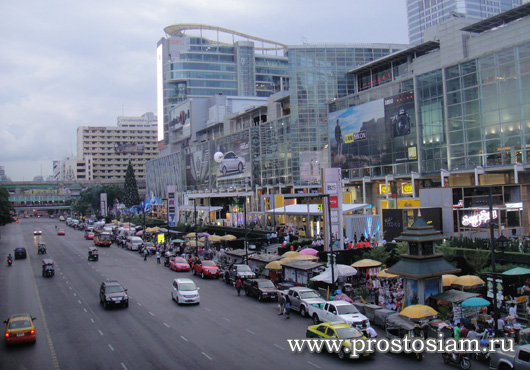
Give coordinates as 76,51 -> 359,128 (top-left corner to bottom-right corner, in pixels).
213,138 -> 251,182
185,149 -> 210,189
299,151 -> 322,184
384,91 -> 415,138
168,100 -> 191,139
114,142 -> 145,153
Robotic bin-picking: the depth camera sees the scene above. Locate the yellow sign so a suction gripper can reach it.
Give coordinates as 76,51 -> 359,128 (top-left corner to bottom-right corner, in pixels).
264,197 -> 271,211
317,204 -> 323,211
379,184 -> 389,195
381,199 -> 420,209
275,194 -> 284,208
408,146 -> 417,160
157,233 -> 165,243
401,183 -> 413,195
343,192 -> 352,204
344,133 -> 354,143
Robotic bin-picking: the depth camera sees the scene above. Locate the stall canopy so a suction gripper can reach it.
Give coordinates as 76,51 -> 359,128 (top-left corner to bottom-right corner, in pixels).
430,289 -> 480,303
503,267 -> 530,276
266,204 -> 368,215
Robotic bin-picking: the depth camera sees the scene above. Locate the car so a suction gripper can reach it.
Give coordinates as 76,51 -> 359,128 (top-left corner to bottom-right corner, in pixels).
192,260 -> 221,279
33,229 -> 42,235
99,280 -> 129,309
243,278 -> 279,301
218,151 -> 245,176
57,228 -> 65,236
84,231 -> 95,240
125,236 -> 143,251
4,314 -> 36,345
306,321 -> 372,360
169,257 -> 190,272
171,278 -> 200,305
59,215 -> 65,221
286,287 -> 326,317
224,263 -> 256,285
140,242 -> 156,255
14,248 -> 27,260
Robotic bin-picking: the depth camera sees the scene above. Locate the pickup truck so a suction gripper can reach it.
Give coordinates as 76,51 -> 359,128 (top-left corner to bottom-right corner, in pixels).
285,287 -> 325,317
489,344 -> 530,370
243,279 -> 279,301
224,264 -> 256,285
308,300 -> 370,329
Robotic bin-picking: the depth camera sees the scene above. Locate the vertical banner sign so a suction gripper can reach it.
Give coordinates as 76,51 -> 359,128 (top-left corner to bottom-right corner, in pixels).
167,185 -> 176,227
322,168 -> 344,251
100,193 -> 107,217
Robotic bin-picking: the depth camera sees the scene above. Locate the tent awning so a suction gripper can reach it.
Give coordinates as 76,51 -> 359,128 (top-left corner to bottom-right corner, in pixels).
430,289 -> 480,303
266,203 -> 368,215
178,205 -> 223,212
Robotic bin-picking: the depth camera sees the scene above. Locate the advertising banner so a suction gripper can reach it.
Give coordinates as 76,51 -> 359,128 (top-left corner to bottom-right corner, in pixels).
384,91 -> 415,138
100,193 -> 107,217
114,142 -> 144,153
185,150 -> 210,189
168,100 -> 191,139
214,137 -> 251,181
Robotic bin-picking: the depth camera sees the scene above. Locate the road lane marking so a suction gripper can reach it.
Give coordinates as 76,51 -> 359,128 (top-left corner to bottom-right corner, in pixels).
223,317 -> 230,322
202,352 -> 212,361
109,344 -> 115,351
137,302 -> 142,306
307,361 -> 321,369
149,312 -> 155,316
121,363 -> 128,370
90,318 -> 94,323
78,300 -> 82,304
246,329 -> 255,335
180,336 -> 188,342
204,307 -> 210,311
273,344 -> 284,350
83,308 -> 87,313
164,323 -> 170,328
73,293 -> 77,296
99,330 -> 104,336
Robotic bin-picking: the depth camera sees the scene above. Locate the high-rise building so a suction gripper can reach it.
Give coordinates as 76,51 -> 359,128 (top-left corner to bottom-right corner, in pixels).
407,0 -> 522,45
77,113 -> 159,182
157,24 -> 289,145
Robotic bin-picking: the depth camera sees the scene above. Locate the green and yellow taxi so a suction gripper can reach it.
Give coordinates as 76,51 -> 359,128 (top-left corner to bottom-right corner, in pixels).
305,321 -> 373,360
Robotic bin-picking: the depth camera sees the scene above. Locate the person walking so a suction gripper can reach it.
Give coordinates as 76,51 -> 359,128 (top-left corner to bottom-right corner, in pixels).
284,300 -> 291,319
156,250 -> 161,264
235,278 -> 243,296
278,294 -> 286,315
143,248 -> 148,261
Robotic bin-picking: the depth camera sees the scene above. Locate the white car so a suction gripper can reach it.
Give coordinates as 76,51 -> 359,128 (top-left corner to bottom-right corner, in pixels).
218,151 -> 245,176
171,278 -> 200,305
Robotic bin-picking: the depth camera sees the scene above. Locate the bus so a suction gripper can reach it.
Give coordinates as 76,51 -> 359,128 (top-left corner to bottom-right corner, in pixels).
94,230 -> 112,247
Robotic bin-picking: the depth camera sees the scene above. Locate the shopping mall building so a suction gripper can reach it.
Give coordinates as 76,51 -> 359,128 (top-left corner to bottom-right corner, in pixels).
147,4 -> 530,241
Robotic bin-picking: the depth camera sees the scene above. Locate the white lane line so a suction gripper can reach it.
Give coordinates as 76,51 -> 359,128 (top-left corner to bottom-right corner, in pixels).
83,308 -> 87,313
180,336 -> 188,342
273,343 -> 284,351
164,323 -> 170,328
121,363 -> 128,370
149,312 -> 155,316
204,307 -> 210,311
246,329 -> 255,335
202,352 -> 212,361
109,344 -> 115,351
90,318 -> 94,323
99,330 -> 104,336
137,302 -> 142,306
69,286 -> 72,290
307,361 -> 321,369
78,300 -> 82,304
223,317 -> 230,322
73,293 -> 77,296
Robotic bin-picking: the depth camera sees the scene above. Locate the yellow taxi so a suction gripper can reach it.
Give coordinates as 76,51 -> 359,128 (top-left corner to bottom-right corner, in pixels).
305,321 -> 373,360
4,313 -> 36,345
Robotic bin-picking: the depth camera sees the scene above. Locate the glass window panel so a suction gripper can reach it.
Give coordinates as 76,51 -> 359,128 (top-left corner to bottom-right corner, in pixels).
499,78 -> 517,93
482,95 -> 499,111
520,59 -> 530,75
451,157 -> 465,170
484,111 -> 500,126
498,64 -> 516,80
445,65 -> 460,79
479,54 -> 495,70
466,128 -> 482,142
448,91 -> 462,104
463,87 -> 479,101
519,43 -> 530,59
496,48 -> 515,64
481,83 -> 498,97
480,68 -> 496,84
449,130 -> 465,144
464,100 -> 480,115
522,89 -> 530,105
500,107 -> 521,123
467,141 -> 483,155
463,73 -> 478,88
449,118 -> 463,130
446,78 -> 461,92
448,104 -> 462,117
461,60 -> 477,74
450,144 -> 466,157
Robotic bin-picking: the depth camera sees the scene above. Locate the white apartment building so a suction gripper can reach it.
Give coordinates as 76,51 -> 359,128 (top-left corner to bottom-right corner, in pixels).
77,113 -> 159,182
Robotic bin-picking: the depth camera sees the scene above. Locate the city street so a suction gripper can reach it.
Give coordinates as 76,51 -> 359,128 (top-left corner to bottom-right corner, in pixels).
0,218 -> 489,369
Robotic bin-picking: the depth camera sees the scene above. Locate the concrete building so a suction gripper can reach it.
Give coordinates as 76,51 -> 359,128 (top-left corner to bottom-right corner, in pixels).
407,0 -> 522,45
77,112 -> 158,182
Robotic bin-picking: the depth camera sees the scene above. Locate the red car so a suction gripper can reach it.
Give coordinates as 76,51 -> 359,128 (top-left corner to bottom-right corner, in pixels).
192,260 -> 221,279
57,228 -> 65,236
84,231 -> 94,240
169,257 -> 190,272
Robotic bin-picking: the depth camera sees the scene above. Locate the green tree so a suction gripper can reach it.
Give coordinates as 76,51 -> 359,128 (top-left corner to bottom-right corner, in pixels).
463,249 -> 491,275
0,187 -> 14,226
73,185 -> 123,217
362,246 -> 390,265
123,161 -> 140,208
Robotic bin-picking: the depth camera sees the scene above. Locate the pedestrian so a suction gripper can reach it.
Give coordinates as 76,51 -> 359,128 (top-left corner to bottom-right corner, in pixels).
235,278 -> 243,296
156,250 -> 161,264
143,248 -> 148,261
278,294 -> 286,315
284,300 -> 291,319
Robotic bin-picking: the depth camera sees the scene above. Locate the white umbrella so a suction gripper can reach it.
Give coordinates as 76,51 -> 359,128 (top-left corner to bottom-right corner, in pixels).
310,264 -> 358,284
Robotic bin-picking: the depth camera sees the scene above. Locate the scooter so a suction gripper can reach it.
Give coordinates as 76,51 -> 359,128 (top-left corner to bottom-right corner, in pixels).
475,339 -> 490,363
442,352 -> 471,369
7,257 -> 12,266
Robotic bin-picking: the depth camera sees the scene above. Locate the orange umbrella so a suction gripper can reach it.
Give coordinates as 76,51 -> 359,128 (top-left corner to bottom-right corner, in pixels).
452,275 -> 485,288
442,274 -> 458,287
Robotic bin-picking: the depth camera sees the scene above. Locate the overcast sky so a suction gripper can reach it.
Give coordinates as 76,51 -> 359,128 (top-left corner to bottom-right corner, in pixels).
0,0 -> 408,181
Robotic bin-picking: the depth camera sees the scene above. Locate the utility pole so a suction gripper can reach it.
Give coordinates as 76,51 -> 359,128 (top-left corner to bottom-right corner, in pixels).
489,187 -> 498,335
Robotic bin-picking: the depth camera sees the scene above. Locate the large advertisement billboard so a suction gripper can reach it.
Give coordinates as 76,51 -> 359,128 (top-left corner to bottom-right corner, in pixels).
168,100 -> 191,140
328,91 -> 416,169
186,149 -> 210,189
114,142 -> 145,153
213,136 -> 251,183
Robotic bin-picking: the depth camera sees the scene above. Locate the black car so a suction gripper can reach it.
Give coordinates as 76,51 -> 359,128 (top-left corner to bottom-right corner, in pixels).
14,248 -> 27,260
99,280 -> 128,309
243,279 -> 279,301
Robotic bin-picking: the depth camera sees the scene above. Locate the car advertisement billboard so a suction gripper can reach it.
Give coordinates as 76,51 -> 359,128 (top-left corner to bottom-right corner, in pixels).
213,137 -> 251,182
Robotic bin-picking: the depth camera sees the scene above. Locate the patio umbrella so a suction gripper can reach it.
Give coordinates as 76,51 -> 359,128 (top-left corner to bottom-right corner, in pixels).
377,269 -> 398,279
170,239 -> 185,244
221,235 -> 236,241
198,232 -> 210,237
159,228 -> 168,233
185,232 -> 196,238
442,274 -> 459,287
461,297 -> 491,308
351,259 -> 382,268
281,251 -> 300,258
265,261 -> 283,270
399,304 -> 438,320
299,248 -> 319,256
187,240 -> 204,247
452,275 -> 485,288
278,257 -> 295,264
208,235 -> 222,242
135,231 -> 143,236
294,254 -> 319,261
503,267 -> 530,276
310,264 -> 357,283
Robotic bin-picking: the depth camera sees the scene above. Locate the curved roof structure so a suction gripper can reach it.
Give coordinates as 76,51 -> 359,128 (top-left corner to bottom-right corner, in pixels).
164,23 -> 287,51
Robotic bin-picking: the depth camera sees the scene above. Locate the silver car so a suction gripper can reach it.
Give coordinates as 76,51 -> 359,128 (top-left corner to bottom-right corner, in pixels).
218,151 -> 245,176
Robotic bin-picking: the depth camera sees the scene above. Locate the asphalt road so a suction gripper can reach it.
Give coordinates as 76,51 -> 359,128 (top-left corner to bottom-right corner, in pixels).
0,218 -> 490,370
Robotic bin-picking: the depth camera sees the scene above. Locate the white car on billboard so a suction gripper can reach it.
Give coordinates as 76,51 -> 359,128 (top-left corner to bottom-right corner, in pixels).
218,151 -> 245,176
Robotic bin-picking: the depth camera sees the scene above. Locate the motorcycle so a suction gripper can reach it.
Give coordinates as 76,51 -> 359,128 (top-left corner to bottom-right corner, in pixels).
7,257 -> 12,266
475,339 -> 490,363
442,352 -> 471,369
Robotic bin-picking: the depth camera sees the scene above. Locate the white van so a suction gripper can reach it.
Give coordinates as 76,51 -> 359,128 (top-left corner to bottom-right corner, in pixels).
126,236 -> 143,251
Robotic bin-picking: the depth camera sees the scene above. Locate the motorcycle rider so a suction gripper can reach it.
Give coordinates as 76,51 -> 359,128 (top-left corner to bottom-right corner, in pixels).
7,253 -> 13,264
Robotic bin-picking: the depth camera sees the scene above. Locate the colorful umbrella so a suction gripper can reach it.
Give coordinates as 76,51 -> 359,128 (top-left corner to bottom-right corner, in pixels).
399,304 -> 438,319
265,261 -> 283,270
221,235 -> 236,241
185,232 -> 196,238
187,240 -> 204,247
281,251 -> 300,258
170,239 -> 185,243
442,274 -> 458,287
278,257 -> 295,265
299,248 -> 319,256
351,259 -> 382,268
451,275 -> 485,288
294,254 -> 319,261
377,269 -> 398,279
461,297 -> 491,308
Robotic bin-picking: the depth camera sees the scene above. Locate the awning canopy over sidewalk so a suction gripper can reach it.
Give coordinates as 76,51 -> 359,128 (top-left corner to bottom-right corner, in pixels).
266,203 -> 368,215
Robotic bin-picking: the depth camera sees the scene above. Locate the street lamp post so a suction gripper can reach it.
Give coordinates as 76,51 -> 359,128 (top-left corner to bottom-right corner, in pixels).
192,198 -> 198,257
489,187 -> 499,335
362,176 -> 371,215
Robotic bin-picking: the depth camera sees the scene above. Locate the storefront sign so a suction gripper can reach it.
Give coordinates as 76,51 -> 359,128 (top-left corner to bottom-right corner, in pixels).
329,196 -> 338,208
461,210 -> 498,228
401,183 -> 413,195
